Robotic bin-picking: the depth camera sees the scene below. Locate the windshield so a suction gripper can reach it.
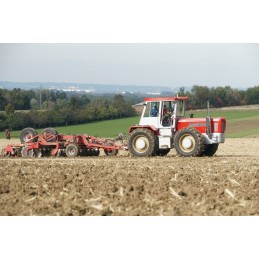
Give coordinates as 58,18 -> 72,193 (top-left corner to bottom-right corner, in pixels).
176,100 -> 185,117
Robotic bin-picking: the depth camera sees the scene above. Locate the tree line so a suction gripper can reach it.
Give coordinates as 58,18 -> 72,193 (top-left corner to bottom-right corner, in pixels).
180,85 -> 259,109
0,89 -> 136,131
1,85 -> 259,131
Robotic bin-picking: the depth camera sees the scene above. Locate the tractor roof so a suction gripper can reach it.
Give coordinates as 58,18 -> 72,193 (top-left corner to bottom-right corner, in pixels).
144,96 -> 188,102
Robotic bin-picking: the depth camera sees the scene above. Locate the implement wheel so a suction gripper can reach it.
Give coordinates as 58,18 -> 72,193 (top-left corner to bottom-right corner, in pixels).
104,141 -> 118,156
42,128 -> 58,142
174,128 -> 204,157
128,128 -> 157,157
20,128 -> 38,143
104,148 -> 118,156
65,144 -> 79,158
21,147 -> 34,158
1,149 -> 12,157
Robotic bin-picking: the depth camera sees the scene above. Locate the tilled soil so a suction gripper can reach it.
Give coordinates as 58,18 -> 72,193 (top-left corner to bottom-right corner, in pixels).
0,138 -> 259,216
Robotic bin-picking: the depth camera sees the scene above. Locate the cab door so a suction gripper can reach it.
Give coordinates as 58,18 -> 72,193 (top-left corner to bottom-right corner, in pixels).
159,101 -> 175,139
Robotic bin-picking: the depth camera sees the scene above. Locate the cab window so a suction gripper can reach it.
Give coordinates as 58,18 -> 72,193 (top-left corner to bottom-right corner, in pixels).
144,102 -> 160,117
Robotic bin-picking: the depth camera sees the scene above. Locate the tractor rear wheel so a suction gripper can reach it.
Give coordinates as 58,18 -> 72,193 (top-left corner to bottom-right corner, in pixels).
42,128 -> 58,142
128,128 -> 157,157
20,128 -> 38,143
65,144 -> 79,158
203,144 -> 219,156
174,128 -> 204,157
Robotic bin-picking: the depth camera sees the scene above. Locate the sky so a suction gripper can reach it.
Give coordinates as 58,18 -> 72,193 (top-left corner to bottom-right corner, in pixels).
1,43 -> 259,89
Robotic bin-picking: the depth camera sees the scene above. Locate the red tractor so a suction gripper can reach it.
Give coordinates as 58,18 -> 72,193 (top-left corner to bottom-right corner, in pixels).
127,96 -> 226,157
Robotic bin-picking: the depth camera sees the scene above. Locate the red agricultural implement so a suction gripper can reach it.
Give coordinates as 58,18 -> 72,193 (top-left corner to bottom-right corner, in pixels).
1,127 -> 127,158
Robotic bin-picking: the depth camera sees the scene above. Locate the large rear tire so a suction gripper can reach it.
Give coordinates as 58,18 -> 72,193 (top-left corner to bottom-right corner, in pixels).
203,144 -> 219,156
20,128 -> 38,143
128,128 -> 158,157
174,128 -> 204,157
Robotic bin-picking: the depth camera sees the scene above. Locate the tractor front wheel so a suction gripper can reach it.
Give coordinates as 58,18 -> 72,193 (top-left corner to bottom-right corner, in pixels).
128,128 -> 157,157
174,128 -> 204,157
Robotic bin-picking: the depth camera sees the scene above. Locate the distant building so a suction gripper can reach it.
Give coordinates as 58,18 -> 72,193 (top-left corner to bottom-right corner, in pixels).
147,92 -> 161,95
48,85 -> 57,90
61,86 -> 95,93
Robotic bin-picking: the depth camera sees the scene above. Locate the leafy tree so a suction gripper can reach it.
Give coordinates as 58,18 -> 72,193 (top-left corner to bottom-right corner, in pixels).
69,96 -> 80,110
5,113 -> 24,130
0,89 -> 7,110
244,86 -> 259,104
191,85 -> 211,108
113,94 -> 125,118
0,113 -> 7,130
56,91 -> 67,100
30,98 -> 39,109
108,105 -> 118,119
5,103 -> 15,115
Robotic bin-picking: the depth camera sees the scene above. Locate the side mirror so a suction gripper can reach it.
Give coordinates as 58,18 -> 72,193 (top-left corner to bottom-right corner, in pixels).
189,113 -> 194,118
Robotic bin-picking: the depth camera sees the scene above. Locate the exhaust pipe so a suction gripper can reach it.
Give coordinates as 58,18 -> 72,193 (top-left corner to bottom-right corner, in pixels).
206,99 -> 212,139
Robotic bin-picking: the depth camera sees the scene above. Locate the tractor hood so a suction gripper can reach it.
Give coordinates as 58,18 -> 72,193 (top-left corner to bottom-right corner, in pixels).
177,117 -> 226,134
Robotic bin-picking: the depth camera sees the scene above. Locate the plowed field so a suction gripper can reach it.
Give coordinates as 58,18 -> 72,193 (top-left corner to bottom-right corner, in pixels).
0,138 -> 259,215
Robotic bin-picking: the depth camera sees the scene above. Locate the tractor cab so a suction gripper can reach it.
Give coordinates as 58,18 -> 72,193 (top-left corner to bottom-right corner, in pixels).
139,96 -> 188,131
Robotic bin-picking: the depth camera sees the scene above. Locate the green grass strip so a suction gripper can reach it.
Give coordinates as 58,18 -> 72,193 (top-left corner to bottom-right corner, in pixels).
0,116 -> 140,139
